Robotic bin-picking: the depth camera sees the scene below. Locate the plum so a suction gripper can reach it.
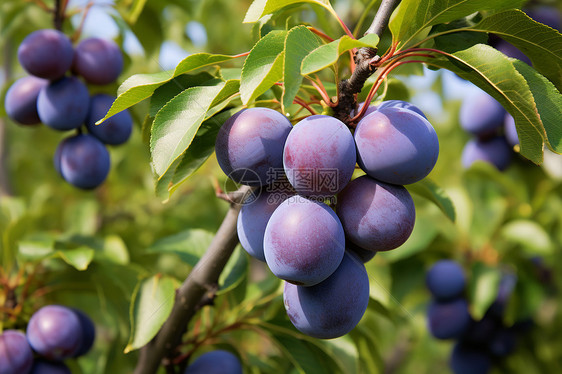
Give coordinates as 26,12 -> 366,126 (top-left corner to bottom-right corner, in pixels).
85,94 -> 132,145
29,360 -> 71,374
264,197 -> 345,286
283,252 -> 370,339
26,305 -> 83,360
337,176 -> 415,252
504,113 -> 518,147
427,299 -> 471,339
461,137 -> 512,171
73,38 -> 123,85
4,76 -> 48,125
460,90 -> 505,137
37,77 -> 90,131
450,343 -> 491,374
184,350 -> 242,374
377,100 -> 427,119
426,260 -> 466,300
354,107 -> 438,185
0,330 -> 33,374
215,108 -> 292,186
18,29 -> 73,80
54,134 -> 110,189
72,309 -> 95,357
283,115 -> 356,196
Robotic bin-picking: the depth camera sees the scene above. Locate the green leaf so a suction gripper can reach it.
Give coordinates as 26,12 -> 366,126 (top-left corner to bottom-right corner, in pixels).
244,0 -> 335,23
390,0 -> 526,47
406,179 -> 456,222
240,30 -> 287,104
512,61 -> 562,153
97,53 -> 236,124
282,26 -> 323,111
17,239 -> 54,260
501,220 -> 553,255
55,247 -> 95,271
125,275 -> 176,353
469,10 -> 562,90
149,72 -> 216,117
469,263 -> 501,319
150,80 -> 240,177
429,44 -> 546,163
146,229 -> 214,267
301,34 -> 379,75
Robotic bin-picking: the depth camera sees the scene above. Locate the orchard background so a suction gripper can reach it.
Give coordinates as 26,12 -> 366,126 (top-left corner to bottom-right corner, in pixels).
1,0 -> 562,373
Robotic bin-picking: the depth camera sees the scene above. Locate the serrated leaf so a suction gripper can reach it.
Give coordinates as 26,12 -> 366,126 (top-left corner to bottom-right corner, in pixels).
282,26 -> 323,111
150,80 -> 240,177
390,0 -> 526,47
468,10 -> 562,90
146,229 -> 214,267
125,275 -> 176,353
429,44 -> 546,163
301,34 -> 379,75
240,30 -> 287,104
501,220 -> 553,255
406,179 -> 456,222
512,61 -> 562,153
97,53 -> 236,124
149,72 -> 216,117
55,247 -> 95,271
244,0 -> 335,24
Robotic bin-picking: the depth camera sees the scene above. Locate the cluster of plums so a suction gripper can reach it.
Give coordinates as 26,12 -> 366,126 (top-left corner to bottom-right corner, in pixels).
4,29 -> 132,189
184,350 -> 242,374
426,260 -> 528,374
459,89 -> 518,171
0,305 -> 95,373
215,99 -> 439,339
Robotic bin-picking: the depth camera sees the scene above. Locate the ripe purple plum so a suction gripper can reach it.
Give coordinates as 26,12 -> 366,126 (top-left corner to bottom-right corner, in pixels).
18,29 -> 74,80
215,108 -> 292,186
54,134 -> 110,190
37,77 -> 90,131
427,299 -> 471,339
0,330 -> 33,374
30,360 -> 71,374
450,343 -> 491,374
337,176 -> 415,251
352,102 -> 378,117
72,309 -> 96,357
283,115 -> 356,196
73,38 -> 123,85
26,305 -> 83,360
377,100 -> 427,119
85,94 -> 133,145
4,76 -> 48,125
461,137 -> 512,171
283,252 -> 370,339
460,90 -> 506,137
237,188 -> 293,262
527,6 -> 561,31
184,350 -> 242,374
264,197 -> 345,286
354,107 -> 439,185
504,113 -> 518,147
426,260 -> 466,301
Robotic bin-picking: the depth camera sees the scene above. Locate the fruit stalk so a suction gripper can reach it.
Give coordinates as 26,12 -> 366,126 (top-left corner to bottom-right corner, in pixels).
333,0 -> 400,124
134,186 -> 251,374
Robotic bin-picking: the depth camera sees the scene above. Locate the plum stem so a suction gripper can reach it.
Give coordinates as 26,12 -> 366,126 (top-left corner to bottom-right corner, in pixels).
332,0 -> 401,124
134,186 -> 251,374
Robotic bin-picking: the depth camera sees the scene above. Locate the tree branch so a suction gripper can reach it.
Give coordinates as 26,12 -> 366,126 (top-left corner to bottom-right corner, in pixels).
134,186 -> 252,374
332,0 -> 400,124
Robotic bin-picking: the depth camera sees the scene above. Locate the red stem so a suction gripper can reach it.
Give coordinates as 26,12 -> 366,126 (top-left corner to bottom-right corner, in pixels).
335,13 -> 355,39
307,27 -> 335,42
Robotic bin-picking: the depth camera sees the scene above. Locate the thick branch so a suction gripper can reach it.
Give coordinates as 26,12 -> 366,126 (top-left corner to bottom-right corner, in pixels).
333,0 -> 400,124
134,186 -> 251,374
